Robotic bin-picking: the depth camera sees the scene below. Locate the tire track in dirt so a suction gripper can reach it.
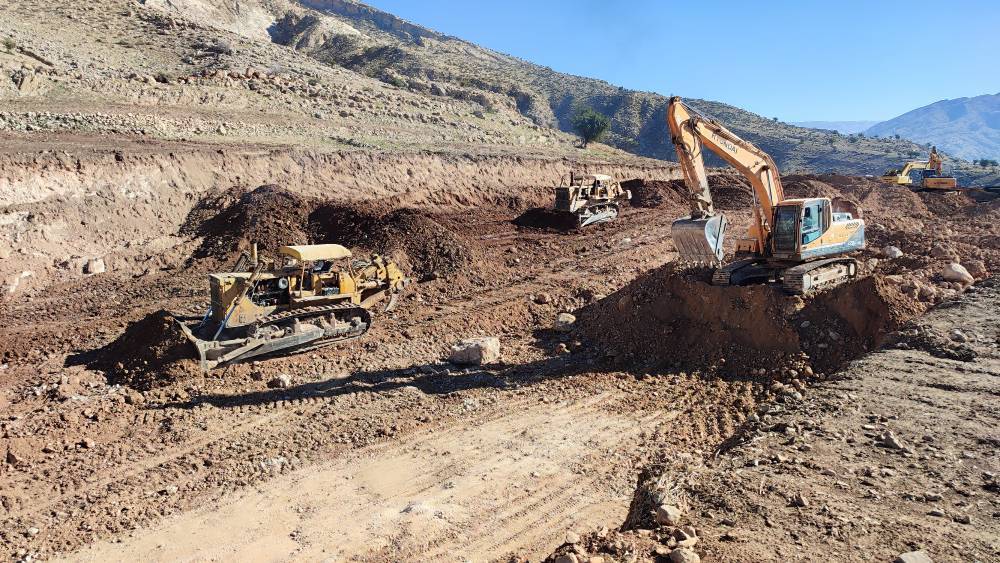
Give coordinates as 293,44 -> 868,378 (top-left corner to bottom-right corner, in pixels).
63,389 -> 664,561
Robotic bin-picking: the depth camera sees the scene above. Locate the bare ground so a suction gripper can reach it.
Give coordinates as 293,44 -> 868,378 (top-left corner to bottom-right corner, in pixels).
0,152 -> 998,562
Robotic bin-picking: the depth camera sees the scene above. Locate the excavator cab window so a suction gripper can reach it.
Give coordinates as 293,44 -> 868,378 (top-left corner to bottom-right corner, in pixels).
772,206 -> 799,253
801,203 -> 823,244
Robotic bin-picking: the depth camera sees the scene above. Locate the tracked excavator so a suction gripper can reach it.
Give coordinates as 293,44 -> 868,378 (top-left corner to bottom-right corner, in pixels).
667,97 -> 865,294
175,244 -> 408,370
880,147 -> 958,190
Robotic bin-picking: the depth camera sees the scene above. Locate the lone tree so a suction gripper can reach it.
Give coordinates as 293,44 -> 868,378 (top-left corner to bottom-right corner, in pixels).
571,107 -> 610,148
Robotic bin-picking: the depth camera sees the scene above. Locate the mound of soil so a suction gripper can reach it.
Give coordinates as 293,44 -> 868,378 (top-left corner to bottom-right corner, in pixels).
185,184 -> 317,260
311,204 -> 475,280
98,310 -> 198,390
707,174 -> 754,211
512,207 -> 580,231
576,265 -> 921,376
621,179 -> 686,209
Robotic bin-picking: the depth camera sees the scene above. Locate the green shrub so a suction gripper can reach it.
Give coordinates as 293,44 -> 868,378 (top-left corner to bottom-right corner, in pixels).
571,107 -> 610,147
3,38 -> 15,52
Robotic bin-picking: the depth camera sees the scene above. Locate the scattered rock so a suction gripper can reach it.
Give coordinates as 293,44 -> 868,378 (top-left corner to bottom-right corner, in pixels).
930,244 -> 956,261
5,448 -> 23,465
667,547 -> 700,563
84,257 -> 106,275
941,263 -> 973,286
267,374 -> 292,389
564,531 -> 580,544
449,337 -> 501,365
655,503 -> 683,526
555,312 -> 576,331
962,259 -> 988,279
674,526 -> 698,548
879,430 -> 906,450
790,492 -> 809,507
535,292 -> 553,305
895,550 -> 933,563
554,555 -> 579,563
882,245 -> 903,259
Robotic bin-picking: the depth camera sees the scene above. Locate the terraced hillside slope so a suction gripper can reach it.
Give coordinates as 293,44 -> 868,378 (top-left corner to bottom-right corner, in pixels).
1,0 -> 997,185
140,0 -> 999,184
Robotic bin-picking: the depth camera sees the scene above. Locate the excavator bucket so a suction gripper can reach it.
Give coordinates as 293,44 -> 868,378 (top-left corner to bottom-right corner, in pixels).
671,214 -> 728,264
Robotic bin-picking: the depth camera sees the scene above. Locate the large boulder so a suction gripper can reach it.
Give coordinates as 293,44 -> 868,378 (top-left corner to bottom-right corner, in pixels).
449,337 -> 500,365
941,263 -> 974,285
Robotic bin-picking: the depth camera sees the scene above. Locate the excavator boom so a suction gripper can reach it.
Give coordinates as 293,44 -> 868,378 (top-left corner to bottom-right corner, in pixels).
667,97 -> 785,263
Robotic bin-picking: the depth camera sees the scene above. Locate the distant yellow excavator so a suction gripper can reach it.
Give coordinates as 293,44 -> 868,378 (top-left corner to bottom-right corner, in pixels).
667,97 -> 865,294
880,147 -> 958,190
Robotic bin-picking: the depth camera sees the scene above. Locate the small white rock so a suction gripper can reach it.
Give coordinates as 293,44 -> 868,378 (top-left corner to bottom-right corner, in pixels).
882,245 -> 903,259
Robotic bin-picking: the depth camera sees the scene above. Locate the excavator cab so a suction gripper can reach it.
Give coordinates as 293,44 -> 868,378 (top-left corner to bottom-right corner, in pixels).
770,198 -> 864,261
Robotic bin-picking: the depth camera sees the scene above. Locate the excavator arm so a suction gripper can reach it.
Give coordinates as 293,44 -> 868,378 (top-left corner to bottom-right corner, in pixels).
667,97 -> 785,262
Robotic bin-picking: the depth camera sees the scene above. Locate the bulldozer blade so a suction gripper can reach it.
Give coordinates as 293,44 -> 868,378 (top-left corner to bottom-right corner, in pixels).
671,214 -> 728,264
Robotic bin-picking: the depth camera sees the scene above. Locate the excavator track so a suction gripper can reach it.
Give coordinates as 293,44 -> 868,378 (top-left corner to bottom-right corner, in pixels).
712,259 -> 771,286
781,257 -> 858,294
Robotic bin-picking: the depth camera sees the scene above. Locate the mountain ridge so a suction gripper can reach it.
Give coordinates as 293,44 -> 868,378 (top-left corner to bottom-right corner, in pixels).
791,121 -> 879,135
866,92 -> 1000,162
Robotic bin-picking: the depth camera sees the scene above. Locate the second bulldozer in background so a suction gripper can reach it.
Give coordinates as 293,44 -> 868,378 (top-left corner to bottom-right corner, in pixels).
553,172 -> 632,227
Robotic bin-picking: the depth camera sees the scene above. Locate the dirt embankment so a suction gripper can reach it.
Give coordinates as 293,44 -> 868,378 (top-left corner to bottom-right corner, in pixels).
0,145 -> 678,296
576,265 -> 922,377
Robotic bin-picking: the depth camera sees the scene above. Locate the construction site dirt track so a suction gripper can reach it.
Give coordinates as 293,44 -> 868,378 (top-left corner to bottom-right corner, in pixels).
1,158 -> 999,561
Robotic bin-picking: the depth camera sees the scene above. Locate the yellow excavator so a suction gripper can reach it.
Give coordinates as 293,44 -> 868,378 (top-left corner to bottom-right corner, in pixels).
880,147 -> 958,190
667,97 -> 865,294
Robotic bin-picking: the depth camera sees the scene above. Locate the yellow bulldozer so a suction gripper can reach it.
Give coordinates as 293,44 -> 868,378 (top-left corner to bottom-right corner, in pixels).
553,172 -> 632,227
175,244 -> 407,370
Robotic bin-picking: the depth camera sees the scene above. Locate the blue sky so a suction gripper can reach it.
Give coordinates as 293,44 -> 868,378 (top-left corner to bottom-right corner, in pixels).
365,0 -> 1000,122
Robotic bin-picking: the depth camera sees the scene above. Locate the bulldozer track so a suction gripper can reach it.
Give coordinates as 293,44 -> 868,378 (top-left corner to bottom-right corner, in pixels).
252,301 -> 370,328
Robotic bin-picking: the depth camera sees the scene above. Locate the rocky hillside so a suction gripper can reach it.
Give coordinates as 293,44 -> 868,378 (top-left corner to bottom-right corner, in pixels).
2,0 -> 998,185
867,93 -> 1000,162
146,0 -> 1000,183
